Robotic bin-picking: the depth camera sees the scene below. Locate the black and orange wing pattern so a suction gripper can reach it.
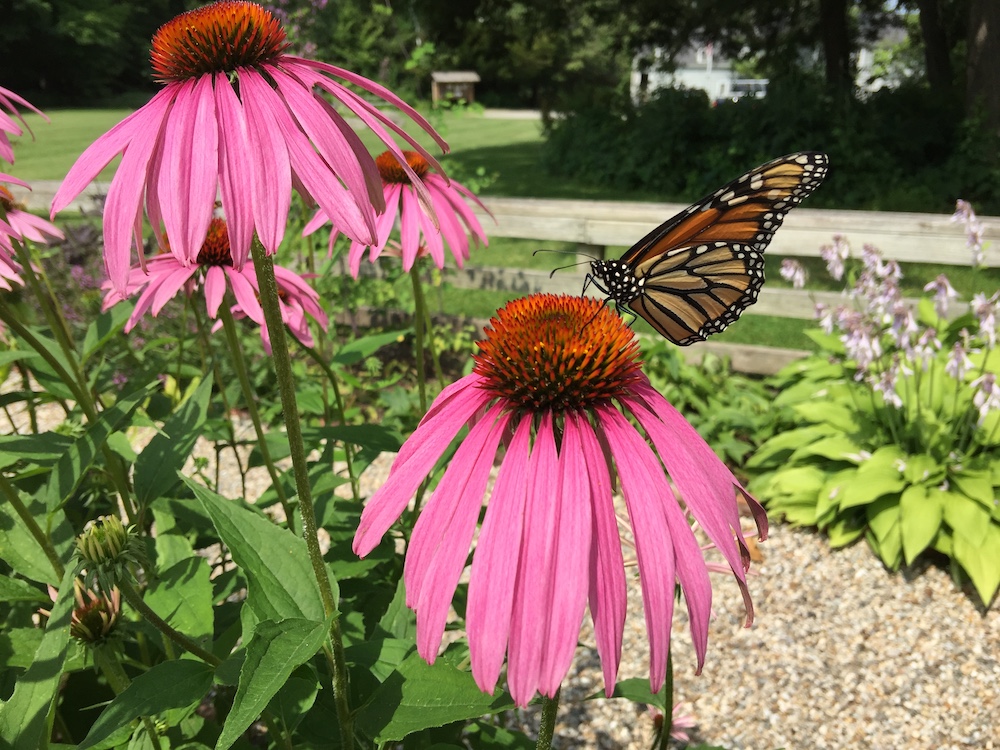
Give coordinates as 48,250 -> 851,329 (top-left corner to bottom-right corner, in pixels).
587,152 -> 829,345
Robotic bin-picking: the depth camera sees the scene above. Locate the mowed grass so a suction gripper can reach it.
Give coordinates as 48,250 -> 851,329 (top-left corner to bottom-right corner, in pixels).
10,106 -> 995,352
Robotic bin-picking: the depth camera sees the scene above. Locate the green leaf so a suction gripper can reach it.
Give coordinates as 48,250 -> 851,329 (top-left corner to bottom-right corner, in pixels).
792,400 -> 858,432
377,577 -> 416,641
463,721 -> 535,749
0,431 -> 75,470
303,424 -> 403,454
837,457 -> 906,510
0,490 -> 74,584
331,330 -> 408,366
0,569 -> 75,748
866,497 -> 903,569
610,677 -> 667,710
825,514 -> 867,547
790,434 -> 862,463
899,485 -> 943,565
950,469 -> 995,511
746,425 -> 833,468
355,652 -> 514,743
900,454 -> 942,485
216,618 -> 328,750
39,384 -> 155,511
953,523 -> 1000,606
78,660 -> 215,750
135,375 -> 213,506
82,303 -> 134,364
943,491 -> 992,547
0,576 -> 47,602
146,557 -> 214,646
269,668 -> 320,736
186,477 -> 327,623
345,637 -> 415,683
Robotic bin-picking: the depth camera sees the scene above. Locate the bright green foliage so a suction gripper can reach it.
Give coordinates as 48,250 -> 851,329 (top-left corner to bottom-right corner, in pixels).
748,243 -> 1000,605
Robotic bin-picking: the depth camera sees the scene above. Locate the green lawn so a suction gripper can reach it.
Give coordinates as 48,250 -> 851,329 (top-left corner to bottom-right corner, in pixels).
8,106 -> 996,352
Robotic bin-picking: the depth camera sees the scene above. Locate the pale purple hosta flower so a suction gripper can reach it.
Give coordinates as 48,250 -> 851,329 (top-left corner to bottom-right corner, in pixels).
842,321 -> 882,377
820,234 -> 850,281
890,301 -> 918,350
971,292 -> 998,346
912,328 -> 941,370
780,258 -> 808,289
970,373 -> 1000,424
945,340 -> 974,381
952,199 -> 986,268
872,355 -> 905,409
923,274 -> 959,319
815,303 -> 836,334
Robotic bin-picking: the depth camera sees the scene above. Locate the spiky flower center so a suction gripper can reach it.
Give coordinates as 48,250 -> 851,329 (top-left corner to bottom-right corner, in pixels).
151,1 -> 288,83
375,150 -> 430,184
0,185 -> 17,212
474,294 -> 643,411
195,218 -> 234,266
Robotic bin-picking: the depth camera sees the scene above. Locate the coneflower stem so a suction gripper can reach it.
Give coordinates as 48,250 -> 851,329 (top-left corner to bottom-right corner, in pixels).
535,689 -> 560,750
118,579 -> 220,666
657,648 -> 674,750
250,237 -> 353,748
217,302 -> 293,524
94,651 -> 163,750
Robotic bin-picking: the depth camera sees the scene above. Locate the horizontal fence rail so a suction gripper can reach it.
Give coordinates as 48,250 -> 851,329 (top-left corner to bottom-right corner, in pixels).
20,184 -> 1000,375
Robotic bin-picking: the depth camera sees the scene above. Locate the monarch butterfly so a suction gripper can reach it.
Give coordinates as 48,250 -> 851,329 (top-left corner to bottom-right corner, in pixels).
585,152 -> 829,345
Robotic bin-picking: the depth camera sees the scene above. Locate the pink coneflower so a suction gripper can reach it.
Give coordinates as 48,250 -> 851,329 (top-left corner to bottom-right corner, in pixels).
0,182 -> 64,289
102,217 -> 326,348
0,86 -> 47,165
51,0 -> 448,295
353,293 -> 767,707
307,149 -> 488,277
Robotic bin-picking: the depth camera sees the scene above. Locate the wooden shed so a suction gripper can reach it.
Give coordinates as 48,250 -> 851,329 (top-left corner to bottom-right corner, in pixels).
431,71 -> 480,107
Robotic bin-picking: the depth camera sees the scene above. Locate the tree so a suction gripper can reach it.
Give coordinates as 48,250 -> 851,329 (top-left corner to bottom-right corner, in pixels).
966,0 -> 1000,133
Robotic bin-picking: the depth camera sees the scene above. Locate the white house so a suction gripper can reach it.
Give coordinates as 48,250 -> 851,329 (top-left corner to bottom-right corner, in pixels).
631,44 -> 767,105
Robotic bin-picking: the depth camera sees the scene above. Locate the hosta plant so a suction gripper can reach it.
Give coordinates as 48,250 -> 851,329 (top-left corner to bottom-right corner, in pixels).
748,226 -> 1000,606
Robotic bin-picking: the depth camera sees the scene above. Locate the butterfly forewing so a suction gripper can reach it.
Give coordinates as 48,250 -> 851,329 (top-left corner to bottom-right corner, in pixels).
594,152 -> 829,346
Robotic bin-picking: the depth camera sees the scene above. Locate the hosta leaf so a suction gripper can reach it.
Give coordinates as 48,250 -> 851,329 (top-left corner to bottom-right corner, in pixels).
950,469 -> 995,511
792,400 -> 858,432
899,485 -> 943,565
790,434 -> 862,463
953,523 -> 1000,606
942,491 -> 991,547
746,425 -> 834,468
866,497 -> 903,570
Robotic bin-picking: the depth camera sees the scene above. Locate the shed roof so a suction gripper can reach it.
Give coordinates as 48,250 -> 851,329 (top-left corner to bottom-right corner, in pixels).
431,71 -> 481,83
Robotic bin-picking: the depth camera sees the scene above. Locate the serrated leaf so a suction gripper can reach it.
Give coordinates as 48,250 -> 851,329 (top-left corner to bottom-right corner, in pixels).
186,477 -> 328,623
355,652 -> 514,743
899,485 -> 942,565
0,490 -> 74,584
39,384 -> 155,511
146,557 -> 214,646
269,668 -> 320,735
0,569 -> 75,748
377,577 -> 416,641
216,618 -> 328,750
135,375 -> 213,506
78,660 -> 215,750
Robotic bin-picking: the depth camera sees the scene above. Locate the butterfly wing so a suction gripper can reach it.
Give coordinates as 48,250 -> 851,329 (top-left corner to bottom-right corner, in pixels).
623,152 -> 829,345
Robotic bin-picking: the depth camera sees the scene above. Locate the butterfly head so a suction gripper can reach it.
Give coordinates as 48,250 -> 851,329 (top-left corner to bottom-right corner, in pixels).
589,259 -> 643,306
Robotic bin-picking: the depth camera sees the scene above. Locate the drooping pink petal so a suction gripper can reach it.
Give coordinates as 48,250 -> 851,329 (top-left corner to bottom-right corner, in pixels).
215,75 -> 255,269
575,410 -> 626,695
238,69 -> 293,255
595,404 -> 678,692
353,376 -> 494,556
467,415 -> 532,694
538,412 -> 593,697
507,412 -> 560,705
226,266 -> 264,325
158,76 -> 218,266
50,88 -> 173,217
406,405 -> 509,661
203,265 -> 227,317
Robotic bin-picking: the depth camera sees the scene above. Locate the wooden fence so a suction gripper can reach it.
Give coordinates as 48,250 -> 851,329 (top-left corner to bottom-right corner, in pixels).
16,184 -> 1000,375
